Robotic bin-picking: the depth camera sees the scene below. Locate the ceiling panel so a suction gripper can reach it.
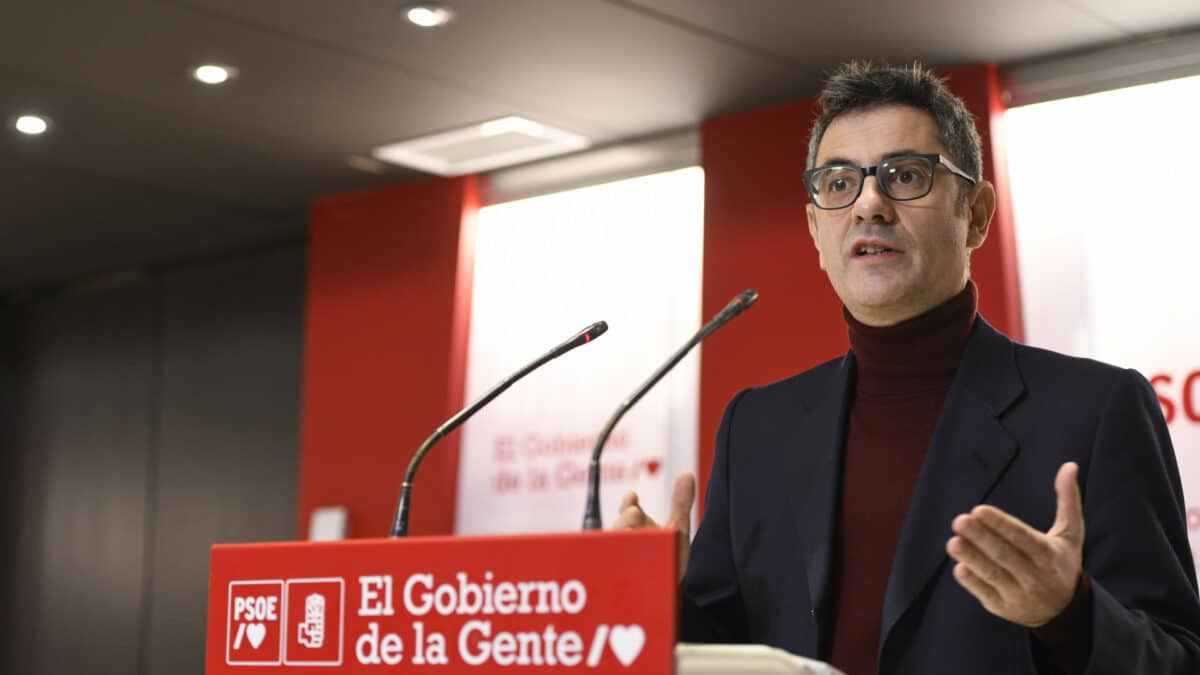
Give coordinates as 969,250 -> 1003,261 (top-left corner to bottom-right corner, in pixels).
1058,0 -> 1200,36
0,155 -> 300,288
622,0 -> 1125,68
0,0 -> 524,147
0,65 -> 377,212
0,1 -> 511,202
173,0 -> 813,136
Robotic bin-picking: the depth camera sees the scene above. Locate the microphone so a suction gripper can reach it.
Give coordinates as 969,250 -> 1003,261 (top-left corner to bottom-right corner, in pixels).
390,320 -> 608,537
581,289 -> 758,530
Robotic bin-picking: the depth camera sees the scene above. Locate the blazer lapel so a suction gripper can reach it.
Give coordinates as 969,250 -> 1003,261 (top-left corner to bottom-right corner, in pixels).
792,352 -> 855,646
878,318 -> 1025,656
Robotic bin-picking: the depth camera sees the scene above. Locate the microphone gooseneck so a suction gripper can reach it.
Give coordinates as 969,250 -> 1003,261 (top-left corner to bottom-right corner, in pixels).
391,320 -> 608,537
581,289 -> 758,530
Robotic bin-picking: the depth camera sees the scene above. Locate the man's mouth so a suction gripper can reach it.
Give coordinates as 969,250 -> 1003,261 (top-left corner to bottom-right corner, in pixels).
854,244 -> 899,257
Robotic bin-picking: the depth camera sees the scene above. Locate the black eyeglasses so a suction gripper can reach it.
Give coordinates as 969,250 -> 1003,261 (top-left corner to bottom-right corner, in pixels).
803,153 -> 976,210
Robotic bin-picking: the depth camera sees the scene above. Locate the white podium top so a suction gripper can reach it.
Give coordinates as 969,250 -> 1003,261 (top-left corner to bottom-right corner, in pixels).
675,644 -> 846,675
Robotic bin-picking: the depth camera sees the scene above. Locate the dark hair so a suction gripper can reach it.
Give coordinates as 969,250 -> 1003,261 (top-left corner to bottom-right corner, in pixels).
806,61 -> 983,189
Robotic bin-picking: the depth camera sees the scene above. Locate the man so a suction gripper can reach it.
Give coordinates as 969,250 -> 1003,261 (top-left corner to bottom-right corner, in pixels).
615,62 -> 1200,674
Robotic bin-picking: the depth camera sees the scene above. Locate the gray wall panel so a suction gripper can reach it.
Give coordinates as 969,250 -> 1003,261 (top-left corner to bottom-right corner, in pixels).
1,283 -> 157,675
0,242 -> 305,675
0,306 -> 34,673
144,245 -> 305,675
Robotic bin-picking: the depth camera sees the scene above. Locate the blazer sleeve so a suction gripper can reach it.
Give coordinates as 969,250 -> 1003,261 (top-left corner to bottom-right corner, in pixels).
1075,368 -> 1200,674
680,388 -> 750,644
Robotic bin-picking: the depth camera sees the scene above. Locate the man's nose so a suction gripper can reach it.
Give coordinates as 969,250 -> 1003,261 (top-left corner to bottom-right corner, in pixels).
854,175 -> 897,224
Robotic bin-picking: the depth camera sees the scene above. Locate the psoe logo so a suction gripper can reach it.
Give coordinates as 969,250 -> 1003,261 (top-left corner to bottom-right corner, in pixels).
226,580 -> 284,665
283,577 -> 345,666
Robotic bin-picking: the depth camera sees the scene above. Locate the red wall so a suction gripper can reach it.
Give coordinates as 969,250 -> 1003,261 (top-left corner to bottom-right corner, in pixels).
299,63 -> 1023,533
299,175 -> 478,538
696,63 -> 1023,505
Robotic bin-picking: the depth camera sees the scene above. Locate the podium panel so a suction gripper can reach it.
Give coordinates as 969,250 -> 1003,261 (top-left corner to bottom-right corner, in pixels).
206,529 -> 677,673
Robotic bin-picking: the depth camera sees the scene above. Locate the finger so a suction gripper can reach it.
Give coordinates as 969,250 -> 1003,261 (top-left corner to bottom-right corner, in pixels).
946,534 -> 1020,592
619,504 -> 653,529
1051,462 -> 1085,543
952,514 -> 1038,585
666,472 -> 696,536
966,506 -> 1054,570
618,491 -> 639,513
610,492 -> 651,529
952,561 -> 1003,609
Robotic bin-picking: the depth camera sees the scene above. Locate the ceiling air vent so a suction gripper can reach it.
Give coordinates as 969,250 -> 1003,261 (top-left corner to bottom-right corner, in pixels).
371,116 -> 589,176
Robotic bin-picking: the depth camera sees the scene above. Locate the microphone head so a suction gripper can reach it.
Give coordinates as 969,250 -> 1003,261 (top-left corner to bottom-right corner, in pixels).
560,320 -> 608,352
720,288 -> 759,318
584,320 -> 608,342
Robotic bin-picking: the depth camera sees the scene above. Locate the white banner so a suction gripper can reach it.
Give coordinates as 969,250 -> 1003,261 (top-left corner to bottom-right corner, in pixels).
1007,76 -> 1200,571
455,168 -> 704,534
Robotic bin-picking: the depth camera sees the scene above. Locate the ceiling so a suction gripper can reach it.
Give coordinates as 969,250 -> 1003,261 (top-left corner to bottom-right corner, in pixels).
2,0 -> 1198,289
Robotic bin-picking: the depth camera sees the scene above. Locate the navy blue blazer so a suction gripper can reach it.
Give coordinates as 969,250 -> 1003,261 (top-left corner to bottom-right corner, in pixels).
682,317 -> 1200,674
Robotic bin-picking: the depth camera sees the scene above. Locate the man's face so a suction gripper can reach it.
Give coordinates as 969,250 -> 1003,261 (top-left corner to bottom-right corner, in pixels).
806,104 -> 995,326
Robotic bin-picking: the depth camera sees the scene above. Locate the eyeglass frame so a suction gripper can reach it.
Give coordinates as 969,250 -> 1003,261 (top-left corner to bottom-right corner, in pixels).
802,153 -> 977,210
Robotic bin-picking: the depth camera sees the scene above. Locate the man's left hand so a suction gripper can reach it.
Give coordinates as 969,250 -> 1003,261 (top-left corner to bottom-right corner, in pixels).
946,461 -> 1084,628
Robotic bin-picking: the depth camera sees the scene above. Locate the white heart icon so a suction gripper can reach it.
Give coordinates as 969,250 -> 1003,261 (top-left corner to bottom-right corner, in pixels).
608,625 -> 645,667
246,623 -> 267,649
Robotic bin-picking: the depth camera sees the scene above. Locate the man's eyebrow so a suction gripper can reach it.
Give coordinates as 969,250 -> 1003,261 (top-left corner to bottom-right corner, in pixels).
815,149 -> 925,168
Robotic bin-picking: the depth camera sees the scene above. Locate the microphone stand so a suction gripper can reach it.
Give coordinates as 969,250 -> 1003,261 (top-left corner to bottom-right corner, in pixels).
391,320 -> 607,537
581,290 -> 757,530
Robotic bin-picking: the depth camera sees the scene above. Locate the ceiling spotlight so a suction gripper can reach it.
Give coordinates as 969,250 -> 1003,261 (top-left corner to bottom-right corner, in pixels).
193,64 -> 236,85
15,115 -> 48,135
405,4 -> 454,28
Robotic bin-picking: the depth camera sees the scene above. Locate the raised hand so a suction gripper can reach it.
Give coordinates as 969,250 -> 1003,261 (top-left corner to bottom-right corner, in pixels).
611,471 -> 696,581
946,462 -> 1085,628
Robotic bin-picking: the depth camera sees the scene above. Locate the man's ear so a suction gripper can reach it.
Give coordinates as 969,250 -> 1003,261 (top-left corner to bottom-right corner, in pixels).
806,202 -> 827,270
965,180 -> 996,250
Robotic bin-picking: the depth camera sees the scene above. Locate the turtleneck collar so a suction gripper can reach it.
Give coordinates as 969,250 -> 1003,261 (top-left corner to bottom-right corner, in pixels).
843,281 -> 978,399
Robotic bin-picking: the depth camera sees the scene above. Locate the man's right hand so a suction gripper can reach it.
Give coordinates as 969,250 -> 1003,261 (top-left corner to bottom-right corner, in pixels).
610,471 -> 696,582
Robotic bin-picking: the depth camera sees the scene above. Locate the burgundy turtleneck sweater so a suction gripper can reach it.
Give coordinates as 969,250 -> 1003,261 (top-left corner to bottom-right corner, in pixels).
826,282 -> 1091,675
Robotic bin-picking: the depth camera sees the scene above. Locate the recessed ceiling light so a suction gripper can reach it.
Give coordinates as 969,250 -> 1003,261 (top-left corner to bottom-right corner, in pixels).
15,115 -> 48,135
405,4 -> 454,28
193,64 -> 236,85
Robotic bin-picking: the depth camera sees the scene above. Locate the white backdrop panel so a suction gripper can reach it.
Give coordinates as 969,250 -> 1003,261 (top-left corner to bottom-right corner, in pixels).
455,167 -> 704,534
1007,75 -> 1200,572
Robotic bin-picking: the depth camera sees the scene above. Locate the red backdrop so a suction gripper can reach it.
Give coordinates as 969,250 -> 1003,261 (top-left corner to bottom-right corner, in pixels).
300,63 -> 1021,535
300,175 -> 477,538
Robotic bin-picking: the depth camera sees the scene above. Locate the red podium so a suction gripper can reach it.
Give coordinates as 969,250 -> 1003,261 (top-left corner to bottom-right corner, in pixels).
206,529 -> 678,674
